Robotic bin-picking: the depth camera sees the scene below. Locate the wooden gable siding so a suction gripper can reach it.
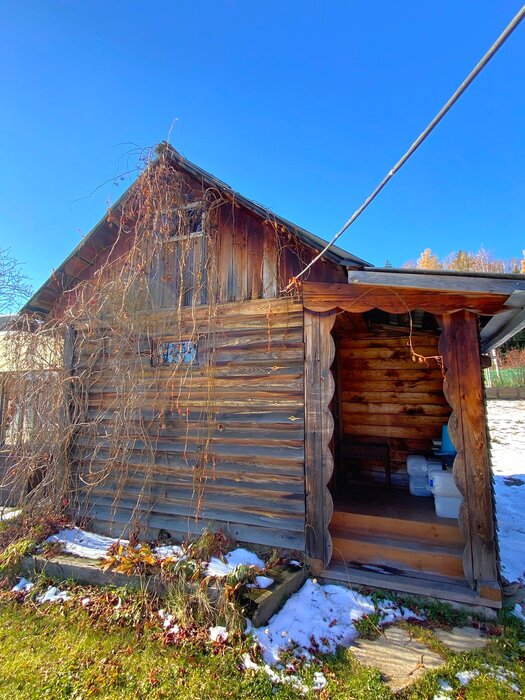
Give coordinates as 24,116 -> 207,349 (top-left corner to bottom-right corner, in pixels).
71,297 -> 307,550
51,171 -> 346,319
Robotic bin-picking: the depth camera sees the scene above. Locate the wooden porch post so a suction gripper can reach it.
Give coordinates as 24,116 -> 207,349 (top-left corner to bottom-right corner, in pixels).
304,309 -> 337,573
439,310 -> 500,601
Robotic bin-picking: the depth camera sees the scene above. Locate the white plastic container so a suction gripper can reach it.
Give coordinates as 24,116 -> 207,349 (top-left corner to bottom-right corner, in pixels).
434,495 -> 461,519
427,463 -> 446,486
409,475 -> 432,497
407,455 -> 428,476
430,470 -> 461,498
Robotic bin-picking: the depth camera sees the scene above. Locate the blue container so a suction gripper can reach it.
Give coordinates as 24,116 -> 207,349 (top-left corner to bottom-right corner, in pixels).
436,424 -> 456,457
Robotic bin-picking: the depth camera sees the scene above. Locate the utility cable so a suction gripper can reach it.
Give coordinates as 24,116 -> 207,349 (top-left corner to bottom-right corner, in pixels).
289,4 -> 525,288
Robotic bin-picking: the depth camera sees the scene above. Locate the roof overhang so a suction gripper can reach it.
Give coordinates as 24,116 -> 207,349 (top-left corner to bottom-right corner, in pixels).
302,268 -> 525,351
20,145 -> 370,317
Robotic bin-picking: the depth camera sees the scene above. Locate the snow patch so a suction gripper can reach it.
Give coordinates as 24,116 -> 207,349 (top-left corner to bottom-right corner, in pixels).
37,586 -> 70,604
46,527 -> 126,559
11,577 -> 34,593
487,401 -> 525,584
251,578 -> 375,664
153,544 -> 184,560
209,625 -> 229,643
206,547 -> 265,577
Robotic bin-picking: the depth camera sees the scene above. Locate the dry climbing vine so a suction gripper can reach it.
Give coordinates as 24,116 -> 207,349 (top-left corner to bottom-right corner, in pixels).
1,148 -> 229,533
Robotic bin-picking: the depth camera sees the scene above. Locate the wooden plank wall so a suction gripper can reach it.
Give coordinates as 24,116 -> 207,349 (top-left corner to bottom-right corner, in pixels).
53,172 -> 347,318
72,298 -> 307,550
335,323 -> 451,487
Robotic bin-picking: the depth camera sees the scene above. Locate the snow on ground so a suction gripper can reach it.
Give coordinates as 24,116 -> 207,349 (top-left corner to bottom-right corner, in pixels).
11,577 -> 34,593
206,548 -> 265,576
0,507 -> 20,521
37,586 -> 70,604
487,400 -> 525,583
248,578 -> 420,666
46,527 -> 128,559
46,528 -> 185,563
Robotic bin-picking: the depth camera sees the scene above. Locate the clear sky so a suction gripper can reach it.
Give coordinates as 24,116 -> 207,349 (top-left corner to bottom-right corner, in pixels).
1,1 -> 524,294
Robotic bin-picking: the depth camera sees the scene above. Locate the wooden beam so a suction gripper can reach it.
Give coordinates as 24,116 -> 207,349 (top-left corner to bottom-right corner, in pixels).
348,270 -> 525,296
302,282 -> 511,316
304,309 -> 336,573
439,311 -> 500,600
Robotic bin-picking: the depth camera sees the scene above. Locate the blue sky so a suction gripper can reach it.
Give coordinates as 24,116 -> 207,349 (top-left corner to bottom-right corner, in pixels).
1,1 -> 524,293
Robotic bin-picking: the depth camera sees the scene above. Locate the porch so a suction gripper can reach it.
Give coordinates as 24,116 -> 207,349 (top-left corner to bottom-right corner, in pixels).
301,273 -> 523,608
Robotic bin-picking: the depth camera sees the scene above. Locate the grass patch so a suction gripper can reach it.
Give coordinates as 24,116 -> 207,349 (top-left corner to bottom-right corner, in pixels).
354,612 -> 382,640
0,578 -> 524,699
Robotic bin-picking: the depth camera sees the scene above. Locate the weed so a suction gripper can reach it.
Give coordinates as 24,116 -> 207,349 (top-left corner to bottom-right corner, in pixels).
354,612 -> 382,640
0,538 -> 37,575
188,528 -> 235,561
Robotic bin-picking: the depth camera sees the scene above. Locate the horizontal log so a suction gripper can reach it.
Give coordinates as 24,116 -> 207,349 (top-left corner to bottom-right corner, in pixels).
337,336 -> 440,349
76,462 -> 306,493
340,402 -> 450,417
73,436 -> 304,462
336,345 -> 439,360
342,412 -> 446,429
303,282 -> 510,315
337,354 -> 443,370
81,494 -> 304,532
83,511 -> 305,550
338,368 -> 443,382
343,424 -> 439,439
86,407 -> 304,424
341,388 -> 447,402
73,449 -> 305,478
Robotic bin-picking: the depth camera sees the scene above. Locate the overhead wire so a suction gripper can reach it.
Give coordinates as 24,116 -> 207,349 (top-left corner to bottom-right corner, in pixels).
288,4 -> 525,288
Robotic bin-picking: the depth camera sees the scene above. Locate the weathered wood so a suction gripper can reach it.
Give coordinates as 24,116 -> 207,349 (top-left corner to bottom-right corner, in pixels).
304,309 -> 336,572
439,311 -> 500,598
321,562 -> 502,610
303,282 -> 510,315
74,301 -> 308,550
347,270 -> 525,296
334,322 -> 449,485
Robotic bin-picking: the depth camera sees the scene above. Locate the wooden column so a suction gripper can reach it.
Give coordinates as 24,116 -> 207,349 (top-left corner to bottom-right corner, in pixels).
304,309 -> 336,573
439,310 -> 500,601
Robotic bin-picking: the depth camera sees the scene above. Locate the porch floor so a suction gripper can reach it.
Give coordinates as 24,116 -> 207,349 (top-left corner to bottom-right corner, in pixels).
329,484 -> 466,581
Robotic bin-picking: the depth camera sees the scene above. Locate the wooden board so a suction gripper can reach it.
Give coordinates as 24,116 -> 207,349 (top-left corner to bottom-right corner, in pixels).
72,297 -> 308,550
303,282 -> 510,316
304,309 -> 337,572
439,310 -> 500,598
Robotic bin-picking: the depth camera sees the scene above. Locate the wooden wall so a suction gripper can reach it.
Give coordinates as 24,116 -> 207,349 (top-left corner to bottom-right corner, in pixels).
334,317 -> 451,488
72,297 -> 307,550
51,170 -> 347,318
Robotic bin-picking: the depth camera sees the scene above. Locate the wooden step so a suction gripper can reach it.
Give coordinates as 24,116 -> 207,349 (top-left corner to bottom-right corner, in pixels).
330,529 -> 465,579
330,509 -> 464,547
320,562 -> 501,609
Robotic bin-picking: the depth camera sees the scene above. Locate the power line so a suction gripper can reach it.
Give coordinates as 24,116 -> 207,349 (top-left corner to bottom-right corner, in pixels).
290,4 -> 525,288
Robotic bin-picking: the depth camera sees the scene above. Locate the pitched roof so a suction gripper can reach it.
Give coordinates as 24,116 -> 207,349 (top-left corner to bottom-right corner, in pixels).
21,144 -> 370,315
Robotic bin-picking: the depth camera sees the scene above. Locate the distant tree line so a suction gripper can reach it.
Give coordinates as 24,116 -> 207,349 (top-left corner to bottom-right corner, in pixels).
404,247 -> 525,365
404,247 -> 525,274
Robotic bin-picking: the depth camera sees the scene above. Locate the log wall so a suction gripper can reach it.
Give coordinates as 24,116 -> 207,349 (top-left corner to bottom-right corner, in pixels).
72,297 -> 307,550
335,327 -> 451,487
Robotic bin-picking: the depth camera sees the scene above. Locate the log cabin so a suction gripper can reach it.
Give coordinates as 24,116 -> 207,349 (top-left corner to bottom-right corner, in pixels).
5,143 -> 525,608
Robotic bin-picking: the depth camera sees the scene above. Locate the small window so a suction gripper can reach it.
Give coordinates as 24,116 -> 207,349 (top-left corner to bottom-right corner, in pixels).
152,340 -> 198,367
169,202 -> 205,241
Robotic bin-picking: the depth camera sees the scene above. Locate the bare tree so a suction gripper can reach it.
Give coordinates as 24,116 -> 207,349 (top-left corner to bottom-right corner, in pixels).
0,247 -> 32,314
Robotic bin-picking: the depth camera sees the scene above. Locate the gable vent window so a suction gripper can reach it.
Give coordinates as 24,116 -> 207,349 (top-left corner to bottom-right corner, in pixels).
152,340 -> 198,367
169,202 -> 205,242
